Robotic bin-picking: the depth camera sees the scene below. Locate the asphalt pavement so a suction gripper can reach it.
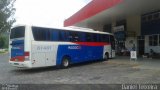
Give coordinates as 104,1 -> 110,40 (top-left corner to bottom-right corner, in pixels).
0,53 -> 160,85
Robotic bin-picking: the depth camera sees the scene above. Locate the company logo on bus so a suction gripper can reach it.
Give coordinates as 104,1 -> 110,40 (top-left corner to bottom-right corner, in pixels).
68,46 -> 81,50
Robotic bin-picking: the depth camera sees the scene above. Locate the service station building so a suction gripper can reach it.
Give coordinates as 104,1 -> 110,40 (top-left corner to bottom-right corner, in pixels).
64,0 -> 160,56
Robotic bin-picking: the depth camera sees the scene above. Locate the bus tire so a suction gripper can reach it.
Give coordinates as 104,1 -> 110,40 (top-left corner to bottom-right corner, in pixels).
104,52 -> 109,61
61,56 -> 70,68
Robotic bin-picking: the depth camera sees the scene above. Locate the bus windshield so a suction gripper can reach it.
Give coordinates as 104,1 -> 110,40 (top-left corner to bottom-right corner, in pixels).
10,26 -> 25,39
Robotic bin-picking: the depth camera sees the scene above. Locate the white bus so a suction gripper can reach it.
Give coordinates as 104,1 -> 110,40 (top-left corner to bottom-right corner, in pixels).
9,25 -> 115,68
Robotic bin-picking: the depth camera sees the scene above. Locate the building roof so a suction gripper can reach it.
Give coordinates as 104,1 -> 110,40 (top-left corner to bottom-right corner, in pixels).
64,0 -> 123,27
64,0 -> 160,28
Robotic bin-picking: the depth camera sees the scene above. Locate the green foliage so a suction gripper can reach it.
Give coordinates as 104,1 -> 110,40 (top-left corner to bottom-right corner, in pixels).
0,0 -> 16,34
4,35 -> 9,48
0,34 -> 9,48
0,35 -> 5,48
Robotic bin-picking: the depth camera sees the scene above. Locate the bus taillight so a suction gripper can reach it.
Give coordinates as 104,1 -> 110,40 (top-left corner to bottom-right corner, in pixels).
25,52 -> 30,61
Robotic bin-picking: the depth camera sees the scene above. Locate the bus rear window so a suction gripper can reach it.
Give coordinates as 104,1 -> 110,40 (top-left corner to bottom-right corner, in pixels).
10,26 -> 25,39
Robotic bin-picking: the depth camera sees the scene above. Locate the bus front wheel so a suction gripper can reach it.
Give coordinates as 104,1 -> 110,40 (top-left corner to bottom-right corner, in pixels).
61,57 -> 70,68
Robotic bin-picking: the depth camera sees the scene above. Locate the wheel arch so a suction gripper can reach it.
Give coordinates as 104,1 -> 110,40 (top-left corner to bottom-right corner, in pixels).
61,55 -> 71,63
105,52 -> 109,59
61,55 -> 72,68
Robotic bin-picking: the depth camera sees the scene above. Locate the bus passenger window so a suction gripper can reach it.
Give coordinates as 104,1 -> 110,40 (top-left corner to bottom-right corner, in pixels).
68,31 -> 73,41
93,34 -> 97,42
103,35 -> 109,42
59,31 -> 63,41
79,32 -> 85,42
52,29 -> 59,41
63,31 -> 68,41
32,27 -> 47,41
73,32 -> 80,42
46,29 -> 51,41
102,35 -> 106,42
99,34 -> 103,42
86,33 -> 92,42
58,30 -> 68,41
105,35 -> 109,42
96,34 -> 100,42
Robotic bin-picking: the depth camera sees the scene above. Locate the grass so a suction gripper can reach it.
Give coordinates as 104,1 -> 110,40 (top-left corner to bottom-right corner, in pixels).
0,51 -> 5,54
0,49 -> 8,54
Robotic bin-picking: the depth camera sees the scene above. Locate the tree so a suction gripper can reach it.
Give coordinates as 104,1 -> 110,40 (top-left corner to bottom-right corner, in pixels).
0,36 -> 5,48
0,0 -> 16,34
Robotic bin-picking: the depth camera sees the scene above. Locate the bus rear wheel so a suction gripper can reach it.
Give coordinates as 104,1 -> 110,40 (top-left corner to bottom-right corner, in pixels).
61,57 -> 70,68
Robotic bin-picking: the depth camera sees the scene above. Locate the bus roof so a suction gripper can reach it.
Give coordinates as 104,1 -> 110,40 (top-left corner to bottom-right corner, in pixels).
12,24 -> 113,35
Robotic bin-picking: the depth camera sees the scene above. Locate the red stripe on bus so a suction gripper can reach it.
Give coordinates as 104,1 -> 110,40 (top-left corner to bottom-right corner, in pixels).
25,52 -> 30,56
10,56 -> 25,62
73,42 -> 110,46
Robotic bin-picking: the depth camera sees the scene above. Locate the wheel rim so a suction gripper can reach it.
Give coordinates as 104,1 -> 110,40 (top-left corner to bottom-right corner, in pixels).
63,59 -> 69,67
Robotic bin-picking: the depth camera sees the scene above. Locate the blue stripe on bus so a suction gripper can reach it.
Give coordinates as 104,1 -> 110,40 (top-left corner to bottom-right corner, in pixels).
12,40 -> 24,45
11,40 -> 24,58
56,45 -> 104,65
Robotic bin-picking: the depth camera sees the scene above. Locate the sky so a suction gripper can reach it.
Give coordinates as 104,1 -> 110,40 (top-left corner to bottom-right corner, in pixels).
14,0 -> 91,27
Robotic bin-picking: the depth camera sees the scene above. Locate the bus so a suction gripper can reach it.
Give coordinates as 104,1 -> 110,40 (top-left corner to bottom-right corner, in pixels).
9,25 -> 115,68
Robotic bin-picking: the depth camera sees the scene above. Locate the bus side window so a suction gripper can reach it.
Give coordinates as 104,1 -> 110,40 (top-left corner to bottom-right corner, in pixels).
98,34 -> 103,42
32,27 -> 47,41
59,31 -> 63,41
64,31 -> 69,41
63,31 -> 68,41
32,27 -> 39,41
86,33 -> 92,42
59,30 -> 68,41
57,30 -> 68,41
101,35 -> 105,42
105,35 -> 109,43
68,31 -> 73,41
79,32 -> 85,42
101,34 -> 110,42
82,33 -> 86,42
52,29 -> 59,41
46,29 -> 51,41
96,34 -> 100,42
68,31 -> 80,42
73,32 -> 80,42
40,29 -> 46,41
93,34 -> 97,42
